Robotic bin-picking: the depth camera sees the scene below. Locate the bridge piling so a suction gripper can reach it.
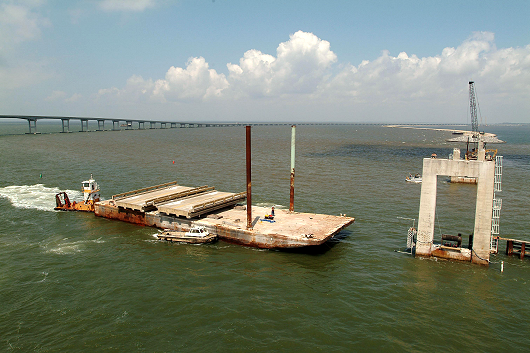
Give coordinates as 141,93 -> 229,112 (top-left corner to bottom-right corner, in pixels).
26,119 -> 37,134
97,119 -> 105,131
61,119 -> 70,133
80,119 -> 89,132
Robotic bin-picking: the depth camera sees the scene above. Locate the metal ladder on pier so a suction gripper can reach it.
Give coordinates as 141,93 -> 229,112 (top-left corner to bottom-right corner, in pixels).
490,155 -> 503,253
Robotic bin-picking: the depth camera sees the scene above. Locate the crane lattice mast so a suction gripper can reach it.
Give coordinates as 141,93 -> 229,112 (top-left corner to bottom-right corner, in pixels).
469,81 -> 478,135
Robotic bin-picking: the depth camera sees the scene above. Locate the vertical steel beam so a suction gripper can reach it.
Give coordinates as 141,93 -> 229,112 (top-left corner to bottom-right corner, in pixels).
289,125 -> 296,212
246,126 -> 252,230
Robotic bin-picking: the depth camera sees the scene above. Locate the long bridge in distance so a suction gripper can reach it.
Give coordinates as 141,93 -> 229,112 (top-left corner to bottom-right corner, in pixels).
0,115 -> 467,134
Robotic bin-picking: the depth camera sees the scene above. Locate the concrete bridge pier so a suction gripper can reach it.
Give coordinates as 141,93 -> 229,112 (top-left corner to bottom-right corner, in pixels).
61,119 -> 70,133
112,120 -> 119,131
97,119 -> 105,131
26,118 -> 37,134
80,119 -> 89,132
416,155 -> 495,265
138,121 -> 145,129
150,122 -> 156,129
161,122 -> 167,129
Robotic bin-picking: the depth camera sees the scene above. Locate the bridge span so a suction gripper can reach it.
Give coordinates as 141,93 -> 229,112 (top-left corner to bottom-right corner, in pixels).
0,115 -> 382,134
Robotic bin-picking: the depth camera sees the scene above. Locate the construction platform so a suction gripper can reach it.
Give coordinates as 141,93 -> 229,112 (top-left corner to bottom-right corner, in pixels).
492,237 -> 530,260
96,182 -> 354,248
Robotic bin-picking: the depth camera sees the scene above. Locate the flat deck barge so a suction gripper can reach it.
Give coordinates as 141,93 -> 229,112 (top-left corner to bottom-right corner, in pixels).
95,182 -> 354,248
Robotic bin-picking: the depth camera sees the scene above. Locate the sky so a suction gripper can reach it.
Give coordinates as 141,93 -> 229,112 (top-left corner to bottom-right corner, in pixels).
1,0 -> 529,123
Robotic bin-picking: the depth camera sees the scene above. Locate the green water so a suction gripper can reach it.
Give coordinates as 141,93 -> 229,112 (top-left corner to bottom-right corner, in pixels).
1,122 -> 529,352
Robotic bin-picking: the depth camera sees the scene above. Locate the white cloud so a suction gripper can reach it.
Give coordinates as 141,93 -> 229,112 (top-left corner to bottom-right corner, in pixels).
0,1 -> 52,94
0,58 -> 53,90
153,57 -> 229,101
227,30 -> 337,97
0,1 -> 50,48
65,93 -> 82,103
324,31 -> 530,107
95,31 -> 530,122
98,0 -> 156,12
98,59 -> 229,103
45,90 -> 67,101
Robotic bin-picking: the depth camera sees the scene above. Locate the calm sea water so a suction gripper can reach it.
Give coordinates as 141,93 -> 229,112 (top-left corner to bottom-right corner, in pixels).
1,121 -> 529,352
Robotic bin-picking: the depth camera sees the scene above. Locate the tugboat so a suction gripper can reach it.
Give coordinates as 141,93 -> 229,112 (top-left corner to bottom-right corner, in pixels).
55,174 -> 100,212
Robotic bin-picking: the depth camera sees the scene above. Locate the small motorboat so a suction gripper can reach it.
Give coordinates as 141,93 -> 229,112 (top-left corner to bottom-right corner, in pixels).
406,174 -> 422,183
157,226 -> 218,244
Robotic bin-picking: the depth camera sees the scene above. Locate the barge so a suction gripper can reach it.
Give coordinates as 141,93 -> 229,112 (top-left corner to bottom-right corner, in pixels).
93,180 -> 354,249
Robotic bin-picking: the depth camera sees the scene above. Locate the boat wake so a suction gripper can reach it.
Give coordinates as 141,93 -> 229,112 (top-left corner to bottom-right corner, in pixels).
0,184 -> 82,212
43,238 -> 105,255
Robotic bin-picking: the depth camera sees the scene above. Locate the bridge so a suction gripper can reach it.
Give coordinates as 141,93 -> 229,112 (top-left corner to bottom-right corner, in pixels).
0,115 -> 376,134
0,115 -> 471,134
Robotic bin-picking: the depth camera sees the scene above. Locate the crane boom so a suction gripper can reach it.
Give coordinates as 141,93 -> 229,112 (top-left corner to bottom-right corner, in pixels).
469,81 -> 478,134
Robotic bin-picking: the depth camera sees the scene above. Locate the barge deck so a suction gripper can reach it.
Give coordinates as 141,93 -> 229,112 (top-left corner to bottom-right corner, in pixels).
95,182 -> 354,248
96,201 -> 353,248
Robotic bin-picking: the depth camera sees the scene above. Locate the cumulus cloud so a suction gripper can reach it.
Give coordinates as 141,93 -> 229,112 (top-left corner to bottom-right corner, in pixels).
153,57 -> 229,101
98,58 -> 229,103
227,30 -> 337,97
96,30 -> 530,118
98,0 -> 156,12
98,30 -> 337,103
97,75 -> 155,103
325,31 -> 530,105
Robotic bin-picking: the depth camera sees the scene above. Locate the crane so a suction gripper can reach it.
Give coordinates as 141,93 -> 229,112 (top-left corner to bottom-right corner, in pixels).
469,81 -> 479,136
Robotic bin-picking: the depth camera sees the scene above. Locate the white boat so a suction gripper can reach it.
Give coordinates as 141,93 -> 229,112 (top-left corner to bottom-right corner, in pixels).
406,174 -> 422,183
157,226 -> 217,244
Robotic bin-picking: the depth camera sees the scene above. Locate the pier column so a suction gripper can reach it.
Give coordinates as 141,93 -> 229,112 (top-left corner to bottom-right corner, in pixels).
139,121 -> 145,129
61,119 -> 70,133
26,118 -> 37,134
171,122 -> 176,128
112,120 -> 119,130
471,162 -> 495,265
150,122 -> 156,129
97,119 -> 105,131
416,159 -> 438,257
80,119 -> 89,132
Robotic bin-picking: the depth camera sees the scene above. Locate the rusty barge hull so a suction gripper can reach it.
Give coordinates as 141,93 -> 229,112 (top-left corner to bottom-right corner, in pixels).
94,201 -> 354,249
